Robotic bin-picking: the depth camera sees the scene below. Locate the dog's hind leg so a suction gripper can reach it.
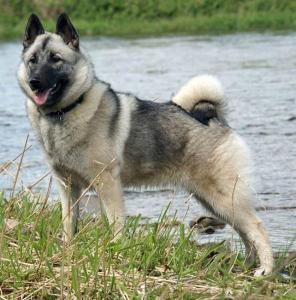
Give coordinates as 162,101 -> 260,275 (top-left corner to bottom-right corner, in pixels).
197,194 -> 273,276
237,229 -> 257,265
189,133 -> 273,276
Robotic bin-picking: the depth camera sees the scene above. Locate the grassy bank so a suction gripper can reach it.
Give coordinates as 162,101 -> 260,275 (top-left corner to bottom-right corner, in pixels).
0,193 -> 295,299
0,0 -> 296,40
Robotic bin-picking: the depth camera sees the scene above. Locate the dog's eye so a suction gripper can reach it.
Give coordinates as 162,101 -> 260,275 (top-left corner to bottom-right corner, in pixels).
28,54 -> 37,64
50,53 -> 62,63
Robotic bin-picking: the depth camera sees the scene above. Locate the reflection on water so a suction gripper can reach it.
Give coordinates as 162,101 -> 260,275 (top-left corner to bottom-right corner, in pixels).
0,33 -> 295,250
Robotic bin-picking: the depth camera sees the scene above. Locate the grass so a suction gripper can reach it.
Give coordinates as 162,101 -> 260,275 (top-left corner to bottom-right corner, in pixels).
1,0 -> 296,40
1,12 -> 296,41
0,192 -> 295,299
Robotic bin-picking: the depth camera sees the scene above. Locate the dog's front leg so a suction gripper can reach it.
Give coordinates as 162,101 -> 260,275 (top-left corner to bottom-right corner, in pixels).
56,179 -> 82,243
94,167 -> 125,235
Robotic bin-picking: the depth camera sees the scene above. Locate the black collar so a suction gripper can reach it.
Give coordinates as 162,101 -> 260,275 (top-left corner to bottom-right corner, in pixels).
44,94 -> 84,118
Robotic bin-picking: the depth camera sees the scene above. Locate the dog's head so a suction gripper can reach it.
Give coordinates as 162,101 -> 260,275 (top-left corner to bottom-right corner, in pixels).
17,13 -> 94,110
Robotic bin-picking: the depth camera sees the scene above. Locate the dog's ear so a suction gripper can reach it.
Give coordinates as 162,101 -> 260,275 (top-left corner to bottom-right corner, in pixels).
56,13 -> 79,50
23,14 -> 45,49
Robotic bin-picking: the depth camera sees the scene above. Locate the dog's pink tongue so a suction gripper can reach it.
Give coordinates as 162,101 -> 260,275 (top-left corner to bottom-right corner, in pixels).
34,90 -> 50,106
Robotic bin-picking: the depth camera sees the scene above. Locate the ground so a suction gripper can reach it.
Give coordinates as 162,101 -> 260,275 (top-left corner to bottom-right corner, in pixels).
0,193 -> 295,299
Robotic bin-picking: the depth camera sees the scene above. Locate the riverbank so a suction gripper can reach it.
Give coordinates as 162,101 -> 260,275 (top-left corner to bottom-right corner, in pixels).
0,1 -> 296,40
0,193 -> 295,298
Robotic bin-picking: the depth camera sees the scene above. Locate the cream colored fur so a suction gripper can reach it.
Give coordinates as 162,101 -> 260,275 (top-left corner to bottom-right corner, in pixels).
172,75 -> 224,111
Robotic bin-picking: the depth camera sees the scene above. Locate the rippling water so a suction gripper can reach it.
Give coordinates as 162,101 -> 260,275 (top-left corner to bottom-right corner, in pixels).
0,33 -> 295,250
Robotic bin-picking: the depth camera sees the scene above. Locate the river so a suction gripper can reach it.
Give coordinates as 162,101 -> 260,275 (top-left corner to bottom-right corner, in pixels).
0,33 -> 295,250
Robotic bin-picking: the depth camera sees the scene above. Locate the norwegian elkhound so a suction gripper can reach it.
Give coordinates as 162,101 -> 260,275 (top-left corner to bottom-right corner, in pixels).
17,13 -> 273,276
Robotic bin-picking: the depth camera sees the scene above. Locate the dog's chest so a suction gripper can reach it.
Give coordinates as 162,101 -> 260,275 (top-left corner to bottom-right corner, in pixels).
38,118 -> 88,170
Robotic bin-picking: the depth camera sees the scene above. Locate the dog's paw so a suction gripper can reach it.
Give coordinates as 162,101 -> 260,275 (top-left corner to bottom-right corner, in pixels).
254,266 -> 272,277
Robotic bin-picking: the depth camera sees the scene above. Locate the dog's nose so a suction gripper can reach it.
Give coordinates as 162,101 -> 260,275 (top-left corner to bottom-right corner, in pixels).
29,78 -> 42,91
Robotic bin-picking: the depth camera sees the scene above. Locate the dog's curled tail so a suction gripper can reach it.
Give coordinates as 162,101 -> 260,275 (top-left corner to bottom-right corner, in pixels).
172,75 -> 226,125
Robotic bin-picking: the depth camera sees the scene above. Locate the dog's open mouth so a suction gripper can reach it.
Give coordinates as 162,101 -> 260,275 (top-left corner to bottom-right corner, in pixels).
33,82 -> 63,106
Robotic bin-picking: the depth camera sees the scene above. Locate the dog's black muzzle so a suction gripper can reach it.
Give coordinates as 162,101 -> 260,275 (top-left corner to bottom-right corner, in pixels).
29,64 -> 68,107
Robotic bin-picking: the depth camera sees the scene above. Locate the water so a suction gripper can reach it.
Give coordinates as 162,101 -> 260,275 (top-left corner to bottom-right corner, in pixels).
0,33 -> 295,250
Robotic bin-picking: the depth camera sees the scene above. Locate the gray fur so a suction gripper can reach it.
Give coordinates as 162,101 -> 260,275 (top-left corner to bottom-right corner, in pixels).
17,14 -> 273,277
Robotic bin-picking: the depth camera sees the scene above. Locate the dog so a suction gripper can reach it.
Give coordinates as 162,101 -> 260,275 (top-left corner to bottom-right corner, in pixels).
17,13 -> 273,276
